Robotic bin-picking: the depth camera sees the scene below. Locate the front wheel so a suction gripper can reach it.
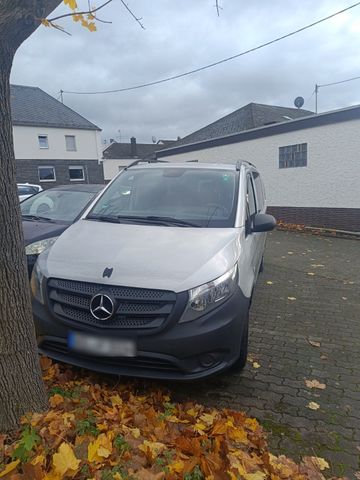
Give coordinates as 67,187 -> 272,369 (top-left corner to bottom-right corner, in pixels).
229,314 -> 249,372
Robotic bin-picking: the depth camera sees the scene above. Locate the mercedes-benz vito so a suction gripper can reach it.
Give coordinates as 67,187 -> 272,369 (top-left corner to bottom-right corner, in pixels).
31,161 -> 275,379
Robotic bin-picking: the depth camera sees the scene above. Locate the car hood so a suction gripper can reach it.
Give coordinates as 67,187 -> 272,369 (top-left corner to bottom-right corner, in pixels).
22,219 -> 68,246
44,219 -> 242,292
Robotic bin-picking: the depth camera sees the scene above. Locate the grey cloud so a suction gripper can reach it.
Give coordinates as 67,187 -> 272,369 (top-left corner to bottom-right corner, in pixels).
11,0 -> 360,144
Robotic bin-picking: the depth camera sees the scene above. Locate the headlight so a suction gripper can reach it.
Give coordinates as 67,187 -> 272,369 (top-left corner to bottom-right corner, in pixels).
179,265 -> 238,323
30,260 -> 46,304
26,236 -> 59,255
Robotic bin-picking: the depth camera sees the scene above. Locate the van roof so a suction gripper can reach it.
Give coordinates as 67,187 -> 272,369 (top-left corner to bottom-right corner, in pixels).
127,160 -> 255,171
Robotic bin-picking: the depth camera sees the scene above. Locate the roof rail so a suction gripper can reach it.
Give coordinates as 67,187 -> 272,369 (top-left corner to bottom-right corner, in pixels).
124,158 -> 168,171
236,160 -> 243,171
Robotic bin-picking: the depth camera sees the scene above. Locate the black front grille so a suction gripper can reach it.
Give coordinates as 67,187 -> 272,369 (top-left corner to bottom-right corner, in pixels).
47,278 -> 177,330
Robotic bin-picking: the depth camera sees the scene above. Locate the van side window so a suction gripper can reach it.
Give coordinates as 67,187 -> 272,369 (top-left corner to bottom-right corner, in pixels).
252,171 -> 265,212
246,175 -> 257,218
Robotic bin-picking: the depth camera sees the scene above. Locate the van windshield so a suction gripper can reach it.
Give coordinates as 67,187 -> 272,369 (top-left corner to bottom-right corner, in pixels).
88,167 -> 238,228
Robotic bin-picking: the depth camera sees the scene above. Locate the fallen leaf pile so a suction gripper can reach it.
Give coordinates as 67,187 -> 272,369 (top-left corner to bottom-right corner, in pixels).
0,358 -> 342,480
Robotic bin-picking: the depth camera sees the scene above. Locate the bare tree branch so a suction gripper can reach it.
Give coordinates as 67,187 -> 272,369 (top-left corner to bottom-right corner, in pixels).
215,0 -> 222,16
120,0 -> 145,29
47,0 -> 112,22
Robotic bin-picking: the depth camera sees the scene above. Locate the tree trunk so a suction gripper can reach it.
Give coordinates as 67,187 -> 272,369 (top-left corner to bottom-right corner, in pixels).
0,45 -> 49,432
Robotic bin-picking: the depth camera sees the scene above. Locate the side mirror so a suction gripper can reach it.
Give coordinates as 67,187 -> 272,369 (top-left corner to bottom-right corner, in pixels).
252,213 -> 276,233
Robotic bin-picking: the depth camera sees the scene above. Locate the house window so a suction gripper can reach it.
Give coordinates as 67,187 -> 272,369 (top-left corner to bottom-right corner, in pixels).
38,135 -> 49,149
69,165 -> 85,181
279,143 -> 307,168
38,166 -> 56,182
65,135 -> 77,151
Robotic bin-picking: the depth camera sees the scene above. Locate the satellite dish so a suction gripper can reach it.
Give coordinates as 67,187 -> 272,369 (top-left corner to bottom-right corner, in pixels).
294,96 -> 305,109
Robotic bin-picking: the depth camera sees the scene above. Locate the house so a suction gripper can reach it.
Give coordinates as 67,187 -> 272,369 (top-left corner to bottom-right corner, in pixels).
102,137 -> 175,181
11,84 -> 104,187
156,102 -> 360,232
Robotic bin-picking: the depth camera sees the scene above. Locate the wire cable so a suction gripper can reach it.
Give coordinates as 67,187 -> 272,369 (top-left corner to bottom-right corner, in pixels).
61,1 -> 360,95
318,74 -> 360,88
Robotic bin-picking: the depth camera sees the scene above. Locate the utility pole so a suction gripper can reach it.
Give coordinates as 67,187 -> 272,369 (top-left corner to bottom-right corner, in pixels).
315,84 -> 319,113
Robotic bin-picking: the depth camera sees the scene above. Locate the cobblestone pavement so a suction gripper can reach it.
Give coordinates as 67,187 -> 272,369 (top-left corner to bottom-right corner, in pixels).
169,230 -> 360,478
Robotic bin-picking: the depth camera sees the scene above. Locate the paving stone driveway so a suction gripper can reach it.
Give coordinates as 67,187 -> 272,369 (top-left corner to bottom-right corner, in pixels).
169,230 -> 360,478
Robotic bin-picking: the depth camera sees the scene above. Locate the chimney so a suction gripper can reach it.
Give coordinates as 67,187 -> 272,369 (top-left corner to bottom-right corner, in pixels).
110,138 -> 114,143
130,137 -> 137,157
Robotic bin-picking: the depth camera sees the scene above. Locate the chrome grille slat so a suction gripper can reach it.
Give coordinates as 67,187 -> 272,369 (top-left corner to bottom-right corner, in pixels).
47,278 -> 176,330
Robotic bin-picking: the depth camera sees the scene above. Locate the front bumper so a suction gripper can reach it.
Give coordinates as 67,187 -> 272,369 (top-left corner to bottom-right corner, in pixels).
34,288 -> 250,380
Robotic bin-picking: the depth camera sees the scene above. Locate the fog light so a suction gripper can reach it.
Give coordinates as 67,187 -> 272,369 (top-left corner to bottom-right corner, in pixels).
199,352 -> 220,368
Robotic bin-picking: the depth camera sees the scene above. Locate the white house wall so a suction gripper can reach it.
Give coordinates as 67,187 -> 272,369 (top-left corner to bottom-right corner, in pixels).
13,126 -> 101,161
160,119 -> 360,210
102,159 -> 132,181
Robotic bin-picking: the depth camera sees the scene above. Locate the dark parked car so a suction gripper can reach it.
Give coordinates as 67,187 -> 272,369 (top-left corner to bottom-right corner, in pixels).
21,184 -> 103,276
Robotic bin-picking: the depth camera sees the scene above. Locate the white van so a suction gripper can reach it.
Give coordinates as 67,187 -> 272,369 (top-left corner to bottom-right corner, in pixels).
31,161 -> 275,379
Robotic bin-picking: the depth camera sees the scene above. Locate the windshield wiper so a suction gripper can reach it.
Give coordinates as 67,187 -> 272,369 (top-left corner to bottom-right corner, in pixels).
87,214 -> 201,227
87,214 -> 121,223
144,216 -> 201,227
22,214 -> 55,222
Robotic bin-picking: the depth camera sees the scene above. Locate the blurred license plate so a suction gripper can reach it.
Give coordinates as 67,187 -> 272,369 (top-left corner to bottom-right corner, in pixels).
68,332 -> 136,357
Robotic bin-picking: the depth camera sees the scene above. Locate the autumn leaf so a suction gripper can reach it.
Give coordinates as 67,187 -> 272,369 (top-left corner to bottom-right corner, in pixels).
0,460 -> 20,478
49,393 -> 64,408
307,272 -> 315,276
266,281 -> 273,285
305,379 -> 326,390
307,401 -> 320,410
64,0 -> 78,10
52,442 -> 80,476
87,22 -> 97,32
303,456 -> 329,470
287,296 -> 296,301
244,473 -> 267,480
41,19 -> 50,27
88,433 -> 113,462
138,440 -> 166,460
308,339 -> 321,347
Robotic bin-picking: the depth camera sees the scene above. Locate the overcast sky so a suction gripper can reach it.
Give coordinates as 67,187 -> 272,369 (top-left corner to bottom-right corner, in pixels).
11,0 -> 360,144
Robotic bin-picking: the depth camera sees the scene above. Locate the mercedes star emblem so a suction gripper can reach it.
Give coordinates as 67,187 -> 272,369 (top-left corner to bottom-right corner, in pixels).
90,293 -> 115,321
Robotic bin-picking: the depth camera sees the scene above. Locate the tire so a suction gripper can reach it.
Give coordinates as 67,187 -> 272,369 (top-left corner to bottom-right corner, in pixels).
229,313 -> 249,372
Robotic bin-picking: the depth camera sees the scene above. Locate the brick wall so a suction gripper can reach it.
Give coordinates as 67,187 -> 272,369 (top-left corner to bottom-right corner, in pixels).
267,206 -> 360,232
16,159 -> 105,188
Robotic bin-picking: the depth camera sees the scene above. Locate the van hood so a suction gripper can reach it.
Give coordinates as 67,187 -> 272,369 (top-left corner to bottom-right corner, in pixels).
45,219 -> 241,293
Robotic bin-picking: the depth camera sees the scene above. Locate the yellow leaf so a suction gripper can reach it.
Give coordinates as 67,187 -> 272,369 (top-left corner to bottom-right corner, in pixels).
244,473 -> 267,480
244,417 -> 259,432
81,19 -> 89,27
0,460 -> 20,478
308,339 -> 321,347
252,362 -> 261,369
228,427 -> 248,443
305,379 -> 326,390
64,0 -> 78,10
199,412 -> 217,426
88,433 -> 113,462
307,272 -> 315,276
186,408 -> 198,417
31,454 -> 46,466
72,13 -> 84,22
168,460 -> 185,474
307,401 -> 320,410
266,281 -> 273,285
304,456 -> 330,470
53,442 -> 80,476
110,395 -> 122,406
87,22 -> 97,32
193,422 -> 207,435
41,19 -> 50,27
49,393 -> 64,407
138,440 -> 166,459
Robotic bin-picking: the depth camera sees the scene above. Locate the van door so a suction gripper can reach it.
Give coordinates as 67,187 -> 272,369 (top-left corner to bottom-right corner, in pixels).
251,170 -> 267,268
242,173 -> 260,289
